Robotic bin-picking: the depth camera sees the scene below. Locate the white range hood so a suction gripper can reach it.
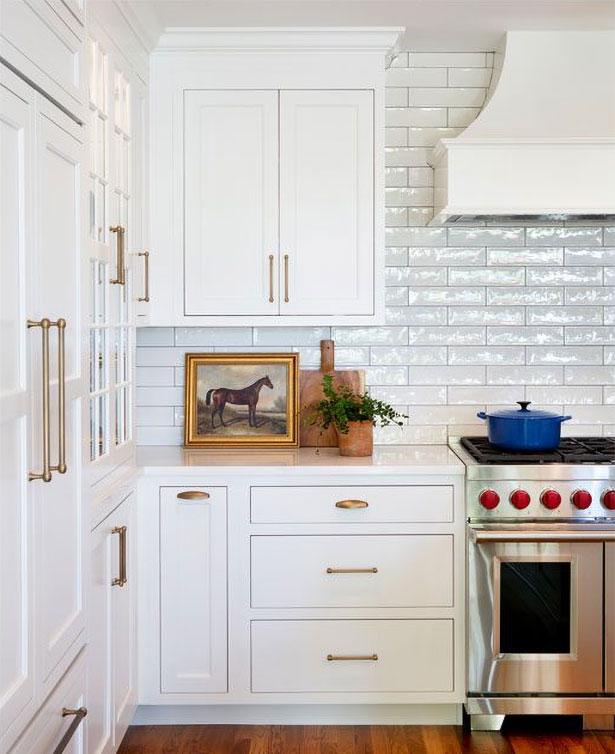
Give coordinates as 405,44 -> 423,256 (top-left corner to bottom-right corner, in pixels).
429,31 -> 615,224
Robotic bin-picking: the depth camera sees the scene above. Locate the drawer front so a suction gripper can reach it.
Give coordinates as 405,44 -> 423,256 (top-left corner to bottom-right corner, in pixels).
251,485 -> 453,524
251,619 -> 454,693
251,535 -> 453,608
10,652 -> 86,754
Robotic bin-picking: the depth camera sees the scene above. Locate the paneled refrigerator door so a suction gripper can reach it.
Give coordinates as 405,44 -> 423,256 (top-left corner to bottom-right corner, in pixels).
34,101 -> 87,691
0,68 -> 36,750
279,89 -> 375,316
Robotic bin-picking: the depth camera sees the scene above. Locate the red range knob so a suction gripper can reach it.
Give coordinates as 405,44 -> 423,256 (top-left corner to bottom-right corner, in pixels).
479,489 -> 500,510
541,489 -> 562,510
510,490 -> 531,510
571,489 -> 592,510
602,490 -> 615,511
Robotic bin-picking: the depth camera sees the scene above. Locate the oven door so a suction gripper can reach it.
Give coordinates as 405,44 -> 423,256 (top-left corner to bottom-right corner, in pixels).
468,524 -> 612,695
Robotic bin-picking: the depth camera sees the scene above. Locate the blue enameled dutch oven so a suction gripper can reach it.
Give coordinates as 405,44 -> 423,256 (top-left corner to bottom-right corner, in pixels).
477,401 -> 572,452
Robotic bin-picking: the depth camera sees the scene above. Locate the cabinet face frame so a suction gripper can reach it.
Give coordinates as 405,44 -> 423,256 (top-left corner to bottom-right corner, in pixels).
148,47 -> 386,326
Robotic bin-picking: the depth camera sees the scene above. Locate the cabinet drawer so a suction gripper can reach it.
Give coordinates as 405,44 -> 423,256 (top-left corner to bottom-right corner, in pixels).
251,535 -> 453,608
251,486 -> 453,524
251,619 -> 453,693
10,651 -> 86,754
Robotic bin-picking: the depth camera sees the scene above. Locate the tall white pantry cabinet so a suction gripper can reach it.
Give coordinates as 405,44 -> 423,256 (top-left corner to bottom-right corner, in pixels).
0,1 -> 147,752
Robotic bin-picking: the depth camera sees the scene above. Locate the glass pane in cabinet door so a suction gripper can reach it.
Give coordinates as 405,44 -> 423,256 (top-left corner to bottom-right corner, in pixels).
97,49 -> 107,112
89,329 -> 96,391
89,179 -> 96,241
90,397 -> 99,460
97,262 -> 107,324
89,261 -> 96,325
113,328 -> 120,384
123,137 -> 130,194
88,39 -> 96,104
98,394 -> 108,456
90,110 -> 97,173
98,114 -> 107,179
123,386 -> 131,442
113,129 -> 123,191
114,389 -> 122,445
97,181 -> 106,244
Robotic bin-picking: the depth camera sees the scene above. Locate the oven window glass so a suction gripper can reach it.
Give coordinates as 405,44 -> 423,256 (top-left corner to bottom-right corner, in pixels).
500,562 -> 571,654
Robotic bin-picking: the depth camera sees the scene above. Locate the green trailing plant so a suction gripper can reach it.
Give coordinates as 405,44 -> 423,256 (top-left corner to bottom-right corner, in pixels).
306,374 -> 407,435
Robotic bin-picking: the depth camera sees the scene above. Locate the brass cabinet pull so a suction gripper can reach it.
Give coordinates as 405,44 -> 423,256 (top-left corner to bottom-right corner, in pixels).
54,318 -> 67,475
326,567 -> 378,574
138,250 -> 150,302
177,490 -> 210,500
52,707 -> 87,754
283,254 -> 289,303
28,318 -> 52,482
335,500 -> 369,509
268,254 -> 274,303
110,225 -> 125,285
111,525 -> 127,587
327,654 -> 378,662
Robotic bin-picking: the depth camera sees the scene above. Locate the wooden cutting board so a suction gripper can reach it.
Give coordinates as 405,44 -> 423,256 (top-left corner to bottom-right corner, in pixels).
299,340 -> 365,447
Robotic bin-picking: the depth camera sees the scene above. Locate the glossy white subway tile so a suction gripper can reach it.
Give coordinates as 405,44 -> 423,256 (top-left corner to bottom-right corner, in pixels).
385,186 -> 433,207
448,386 -> 521,404
486,247 -> 563,266
385,87 -> 408,107
447,67 -> 492,87
384,146 -> 429,167
605,307 -> 615,325
406,207 -> 433,226
136,426 -> 183,445
387,67 -> 447,87
408,127 -> 461,146
136,346 -> 213,367
370,385 -> 447,404
403,107 -> 448,126
565,327 -> 615,345
487,287 -> 563,305
409,167 -> 434,186
136,366 -> 175,386
449,307 -> 523,325
448,227 -> 525,247
385,127 -> 408,147
564,366 -> 615,385
564,247 -> 615,265
448,346 -> 525,365
408,246 -> 485,265
449,267 -> 525,286
136,327 -> 174,346
408,326 -> 485,345
363,366 -> 409,385
374,424 -> 447,445
565,287 -> 615,305
527,306 -> 603,325
606,347 -> 615,365
409,366 -> 485,385
566,406 -> 615,423
332,327 -> 408,345
136,406 -> 175,426
385,247 -> 408,265
408,288 -> 484,305
136,386 -> 184,406
487,366 -> 563,385
410,87 -> 486,107
387,267 -> 447,286
386,306 -> 448,325
253,327 -> 330,346
385,287 -> 409,306
487,326 -> 563,345
370,346 -> 447,365
386,207 -> 408,226
408,52 -> 486,67
604,227 -> 615,244
447,107 -> 481,127
385,167 -> 408,187
526,267 -> 602,286
527,346 -> 604,365
409,405 -> 484,425
525,386 -> 603,405
174,327 -> 253,346
525,227 -> 603,246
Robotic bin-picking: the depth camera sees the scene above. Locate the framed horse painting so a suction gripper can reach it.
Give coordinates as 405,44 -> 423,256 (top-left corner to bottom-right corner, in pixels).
184,353 -> 299,447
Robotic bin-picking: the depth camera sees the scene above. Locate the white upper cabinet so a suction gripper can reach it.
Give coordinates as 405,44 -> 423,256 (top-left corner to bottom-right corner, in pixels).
184,90 -> 279,316
279,89 -> 374,316
149,28 -> 400,326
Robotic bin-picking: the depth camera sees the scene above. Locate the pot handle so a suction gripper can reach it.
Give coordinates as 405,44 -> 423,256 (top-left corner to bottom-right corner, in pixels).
476,412 -> 487,420
559,415 -> 573,423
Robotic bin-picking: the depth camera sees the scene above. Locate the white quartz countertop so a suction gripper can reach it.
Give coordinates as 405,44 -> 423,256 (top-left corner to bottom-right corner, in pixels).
136,445 -> 465,476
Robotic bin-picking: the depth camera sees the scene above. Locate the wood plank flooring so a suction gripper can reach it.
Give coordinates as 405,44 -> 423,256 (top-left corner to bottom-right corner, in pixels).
117,722 -> 615,754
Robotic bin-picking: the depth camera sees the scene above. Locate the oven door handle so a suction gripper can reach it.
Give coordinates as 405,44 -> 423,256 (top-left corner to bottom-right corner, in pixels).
470,528 -> 615,544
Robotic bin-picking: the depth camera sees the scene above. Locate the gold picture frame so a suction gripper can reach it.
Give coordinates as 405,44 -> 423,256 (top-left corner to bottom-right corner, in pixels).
184,353 -> 299,448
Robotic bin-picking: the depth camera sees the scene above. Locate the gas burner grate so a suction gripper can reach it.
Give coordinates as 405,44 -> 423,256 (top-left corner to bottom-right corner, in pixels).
460,436 -> 615,465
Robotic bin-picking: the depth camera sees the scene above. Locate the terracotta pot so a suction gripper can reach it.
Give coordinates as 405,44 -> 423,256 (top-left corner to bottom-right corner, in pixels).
337,420 -> 374,457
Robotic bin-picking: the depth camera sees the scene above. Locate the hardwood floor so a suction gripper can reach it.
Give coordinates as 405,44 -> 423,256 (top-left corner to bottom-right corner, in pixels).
117,721 -> 615,754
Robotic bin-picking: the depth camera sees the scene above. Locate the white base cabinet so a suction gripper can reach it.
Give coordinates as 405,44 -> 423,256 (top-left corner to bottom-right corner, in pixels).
137,452 -> 465,715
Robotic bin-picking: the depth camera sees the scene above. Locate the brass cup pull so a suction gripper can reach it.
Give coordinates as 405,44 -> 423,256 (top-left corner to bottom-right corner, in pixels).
283,253 -> 289,303
326,567 -> 378,574
53,707 -> 87,754
268,254 -> 274,303
138,250 -> 150,302
177,490 -> 210,500
327,654 -> 378,662
111,525 -> 127,587
110,225 -> 126,285
335,500 -> 369,509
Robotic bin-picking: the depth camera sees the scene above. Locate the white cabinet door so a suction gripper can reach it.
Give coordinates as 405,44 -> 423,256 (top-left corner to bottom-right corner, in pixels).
160,487 -> 228,693
0,71 -> 36,748
35,106 -> 86,686
279,90 -> 374,316
183,90 -> 279,316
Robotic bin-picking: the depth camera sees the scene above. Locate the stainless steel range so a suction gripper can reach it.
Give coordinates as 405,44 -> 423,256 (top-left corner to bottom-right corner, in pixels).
450,436 -> 615,728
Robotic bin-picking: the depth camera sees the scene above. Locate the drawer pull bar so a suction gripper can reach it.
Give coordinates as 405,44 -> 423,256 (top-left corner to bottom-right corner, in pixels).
111,526 -> 127,587
52,707 -> 87,754
177,490 -> 210,500
327,654 -> 378,662
326,567 -> 378,574
335,500 -> 368,509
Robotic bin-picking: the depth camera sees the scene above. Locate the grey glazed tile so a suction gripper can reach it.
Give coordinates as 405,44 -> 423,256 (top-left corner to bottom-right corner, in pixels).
448,346 -> 525,365
332,327 -> 408,346
565,327 -> 615,345
409,167 -> 434,186
370,346 -> 447,366
447,107 -> 481,127
487,287 -> 563,306
174,327 -> 253,346
410,88 -> 486,108
387,227 -> 447,246
565,287 -> 615,305
526,267 -> 602,286
136,366 -> 175,386
387,67 -> 447,86
448,227 -> 525,247
136,386 -> 184,406
448,386 -> 521,405
448,67 -> 492,87
406,207 -> 433,227
407,288 -> 484,305
525,387 -> 603,405
605,347 -> 615,365
407,327 -> 485,345
604,268 -> 615,285
408,127 -> 461,147
527,306 -> 603,325
363,366 -> 409,385
448,307 -> 524,325
386,306 -> 448,325
525,227 -> 603,246
385,207 -> 408,227
486,247 -> 563,266
135,406 -> 175,426
409,366 -> 485,385
604,227 -> 615,245
605,307 -> 615,325
564,366 -> 615,385
385,167 -> 408,187
408,52 -> 486,67
253,327 -> 330,346
486,366 -> 563,385
410,405 -> 485,425
136,327 -> 174,346
385,127 -> 409,147
385,247 -> 408,266
386,187 -> 433,207
385,88 -> 409,107
527,346 -> 604,365
564,247 -> 615,265
385,287 -> 409,306
384,147 -> 429,167
386,267 -> 448,286
408,246 -> 485,266
487,327 -> 563,345
449,267 -> 525,286
370,385 -> 447,404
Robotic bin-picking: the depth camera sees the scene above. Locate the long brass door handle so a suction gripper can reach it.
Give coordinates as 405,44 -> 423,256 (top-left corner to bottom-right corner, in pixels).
138,250 -> 149,302
52,707 -> 88,754
326,567 -> 378,574
177,490 -> 210,500
327,654 -> 378,662
110,226 -> 125,285
268,254 -> 274,303
283,254 -> 289,303
335,500 -> 369,509
54,318 -> 67,475
28,318 -> 52,482
111,525 -> 127,586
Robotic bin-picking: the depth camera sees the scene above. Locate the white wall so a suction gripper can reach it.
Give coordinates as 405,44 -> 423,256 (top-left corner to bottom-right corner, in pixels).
136,50 -> 615,445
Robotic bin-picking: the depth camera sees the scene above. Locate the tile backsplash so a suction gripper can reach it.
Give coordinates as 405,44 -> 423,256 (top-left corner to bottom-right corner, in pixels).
136,50 -> 615,445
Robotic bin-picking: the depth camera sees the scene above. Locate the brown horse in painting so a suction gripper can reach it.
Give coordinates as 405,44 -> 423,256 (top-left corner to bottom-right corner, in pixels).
205,376 -> 274,429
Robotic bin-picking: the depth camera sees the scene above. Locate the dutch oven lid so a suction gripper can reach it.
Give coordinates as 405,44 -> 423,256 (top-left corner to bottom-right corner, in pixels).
482,401 -> 566,420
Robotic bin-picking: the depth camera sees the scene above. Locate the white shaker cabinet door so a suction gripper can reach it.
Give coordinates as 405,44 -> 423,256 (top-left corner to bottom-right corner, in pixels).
279,90 -> 374,316
159,487 -> 228,693
35,108 -> 86,686
0,73 -> 36,747
183,90 -> 279,316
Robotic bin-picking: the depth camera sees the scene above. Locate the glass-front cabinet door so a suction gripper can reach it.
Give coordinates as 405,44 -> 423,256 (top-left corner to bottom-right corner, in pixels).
87,34 -> 136,487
